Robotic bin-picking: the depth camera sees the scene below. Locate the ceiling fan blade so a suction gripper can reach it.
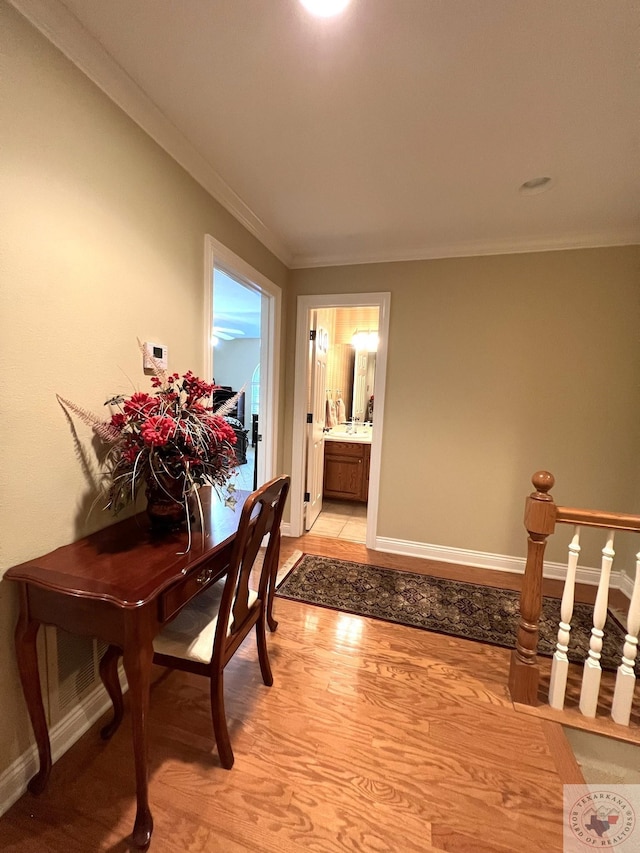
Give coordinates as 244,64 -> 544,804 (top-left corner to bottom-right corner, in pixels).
213,325 -> 245,336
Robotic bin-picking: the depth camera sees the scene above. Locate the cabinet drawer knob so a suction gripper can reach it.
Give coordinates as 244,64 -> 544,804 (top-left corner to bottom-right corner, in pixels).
196,568 -> 213,585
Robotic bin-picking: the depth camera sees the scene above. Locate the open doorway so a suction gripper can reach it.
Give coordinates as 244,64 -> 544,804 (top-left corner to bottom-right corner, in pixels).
290,292 -> 391,549
305,305 -> 379,543
203,236 -> 281,489
211,268 -> 261,490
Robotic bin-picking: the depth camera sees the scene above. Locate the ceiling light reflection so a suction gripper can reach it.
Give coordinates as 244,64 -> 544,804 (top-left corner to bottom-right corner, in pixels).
303,612 -> 320,633
335,614 -> 363,647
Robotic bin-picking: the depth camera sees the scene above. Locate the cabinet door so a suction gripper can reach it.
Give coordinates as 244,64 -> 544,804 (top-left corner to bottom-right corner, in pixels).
323,455 -> 363,500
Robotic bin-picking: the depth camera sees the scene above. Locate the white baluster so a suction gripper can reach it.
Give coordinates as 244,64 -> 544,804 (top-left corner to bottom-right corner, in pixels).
611,551 -> 640,726
549,526 -> 581,709
579,531 -> 615,718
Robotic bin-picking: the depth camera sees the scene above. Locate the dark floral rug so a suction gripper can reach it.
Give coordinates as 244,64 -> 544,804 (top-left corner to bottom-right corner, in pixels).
276,554 -> 628,672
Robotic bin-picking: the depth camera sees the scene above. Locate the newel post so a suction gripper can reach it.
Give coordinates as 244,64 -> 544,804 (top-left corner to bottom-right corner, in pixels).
508,471 -> 557,705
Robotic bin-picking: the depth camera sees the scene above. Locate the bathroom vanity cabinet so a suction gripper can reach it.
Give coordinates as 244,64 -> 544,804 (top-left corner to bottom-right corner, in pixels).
323,440 -> 370,502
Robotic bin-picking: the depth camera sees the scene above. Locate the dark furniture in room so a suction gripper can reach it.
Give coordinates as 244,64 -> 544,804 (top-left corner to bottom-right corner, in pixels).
225,416 -> 248,465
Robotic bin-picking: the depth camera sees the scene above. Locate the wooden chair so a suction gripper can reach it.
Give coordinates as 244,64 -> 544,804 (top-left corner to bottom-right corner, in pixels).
152,475 -> 290,768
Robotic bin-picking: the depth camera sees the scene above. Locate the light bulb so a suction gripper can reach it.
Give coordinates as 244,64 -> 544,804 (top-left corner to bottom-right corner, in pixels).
300,0 -> 351,18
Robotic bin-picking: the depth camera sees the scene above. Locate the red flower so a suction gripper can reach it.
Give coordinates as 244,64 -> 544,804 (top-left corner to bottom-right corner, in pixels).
205,415 -> 237,445
182,371 -> 216,404
141,416 -> 176,447
110,413 -> 127,431
124,392 -> 159,417
122,445 -> 140,464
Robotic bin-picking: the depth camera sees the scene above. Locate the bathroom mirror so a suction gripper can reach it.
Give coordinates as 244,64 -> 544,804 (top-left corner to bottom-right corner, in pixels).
352,350 -> 376,422
325,345 -> 376,424
324,306 -> 379,425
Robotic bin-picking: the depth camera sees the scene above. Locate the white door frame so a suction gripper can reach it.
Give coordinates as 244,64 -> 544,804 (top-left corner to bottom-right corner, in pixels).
203,235 -> 281,485
290,291 -> 391,548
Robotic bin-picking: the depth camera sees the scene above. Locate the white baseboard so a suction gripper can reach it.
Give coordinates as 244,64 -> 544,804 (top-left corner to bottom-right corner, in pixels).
0,670 -> 127,818
618,571 -> 635,600
374,535 -> 628,594
280,522 -> 292,538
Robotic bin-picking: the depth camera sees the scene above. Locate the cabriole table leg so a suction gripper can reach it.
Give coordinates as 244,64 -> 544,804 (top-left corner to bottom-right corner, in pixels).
14,590 -> 51,794
123,637 -> 154,849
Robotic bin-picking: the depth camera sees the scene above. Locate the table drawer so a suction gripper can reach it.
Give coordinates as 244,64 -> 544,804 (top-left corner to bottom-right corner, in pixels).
159,559 -> 229,623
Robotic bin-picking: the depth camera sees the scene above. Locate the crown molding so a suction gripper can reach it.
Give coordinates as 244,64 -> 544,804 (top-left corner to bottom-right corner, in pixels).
9,0 -> 293,267
290,230 -> 640,269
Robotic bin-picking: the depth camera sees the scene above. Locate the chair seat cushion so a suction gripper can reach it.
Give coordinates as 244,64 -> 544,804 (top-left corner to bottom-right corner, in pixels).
154,579 -> 259,665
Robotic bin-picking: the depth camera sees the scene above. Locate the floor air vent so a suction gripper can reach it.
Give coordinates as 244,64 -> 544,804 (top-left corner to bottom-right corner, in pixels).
45,627 -> 107,724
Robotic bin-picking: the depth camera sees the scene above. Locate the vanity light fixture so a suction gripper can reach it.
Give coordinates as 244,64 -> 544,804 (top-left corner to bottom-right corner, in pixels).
351,330 -> 379,352
299,0 -> 351,18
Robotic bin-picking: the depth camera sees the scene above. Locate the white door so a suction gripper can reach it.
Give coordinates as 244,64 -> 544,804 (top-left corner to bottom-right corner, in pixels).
352,348 -> 368,421
305,315 -> 327,530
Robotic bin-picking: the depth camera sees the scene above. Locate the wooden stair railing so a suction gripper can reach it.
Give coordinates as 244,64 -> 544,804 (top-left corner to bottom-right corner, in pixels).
509,471 -> 640,728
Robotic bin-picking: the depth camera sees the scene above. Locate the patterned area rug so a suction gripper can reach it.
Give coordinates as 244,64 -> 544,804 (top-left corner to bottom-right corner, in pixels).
276,554 -> 628,672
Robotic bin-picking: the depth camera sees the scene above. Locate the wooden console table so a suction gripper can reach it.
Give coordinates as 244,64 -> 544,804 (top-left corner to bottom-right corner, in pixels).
5,487 -> 256,849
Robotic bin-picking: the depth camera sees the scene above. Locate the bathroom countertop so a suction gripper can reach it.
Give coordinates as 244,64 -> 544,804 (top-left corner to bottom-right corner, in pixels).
324,430 -> 372,444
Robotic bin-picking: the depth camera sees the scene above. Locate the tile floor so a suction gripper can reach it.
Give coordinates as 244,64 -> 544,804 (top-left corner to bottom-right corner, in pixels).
233,444 -> 256,491
309,499 -> 368,543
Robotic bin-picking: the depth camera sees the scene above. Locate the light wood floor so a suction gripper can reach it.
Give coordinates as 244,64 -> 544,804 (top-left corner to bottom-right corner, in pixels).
3,536 -> 593,852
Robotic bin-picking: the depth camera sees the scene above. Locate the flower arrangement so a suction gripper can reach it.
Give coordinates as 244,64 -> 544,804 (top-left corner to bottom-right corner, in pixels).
58,358 -> 239,527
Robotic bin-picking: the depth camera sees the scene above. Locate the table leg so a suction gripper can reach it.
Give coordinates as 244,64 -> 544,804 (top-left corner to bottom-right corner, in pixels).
122,639 -> 154,849
14,596 -> 51,795
99,644 -> 124,740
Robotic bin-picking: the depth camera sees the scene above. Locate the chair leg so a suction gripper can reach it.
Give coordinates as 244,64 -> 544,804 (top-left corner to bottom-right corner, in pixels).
210,669 -> 234,769
266,538 -> 279,632
256,610 -> 273,687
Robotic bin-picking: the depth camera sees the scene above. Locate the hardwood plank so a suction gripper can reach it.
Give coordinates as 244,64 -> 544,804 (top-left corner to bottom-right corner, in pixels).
514,701 -> 640,746
539,720 -> 585,784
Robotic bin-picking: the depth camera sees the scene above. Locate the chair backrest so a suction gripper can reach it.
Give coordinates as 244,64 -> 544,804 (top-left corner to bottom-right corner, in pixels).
215,475 -> 290,647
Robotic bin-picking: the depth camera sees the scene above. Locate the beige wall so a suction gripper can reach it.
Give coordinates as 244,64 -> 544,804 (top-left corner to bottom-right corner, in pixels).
0,2 -> 287,775
2,0 -> 640,795
286,246 -> 640,563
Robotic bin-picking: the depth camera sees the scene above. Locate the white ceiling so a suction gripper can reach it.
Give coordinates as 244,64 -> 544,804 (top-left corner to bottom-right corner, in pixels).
14,0 -> 640,268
